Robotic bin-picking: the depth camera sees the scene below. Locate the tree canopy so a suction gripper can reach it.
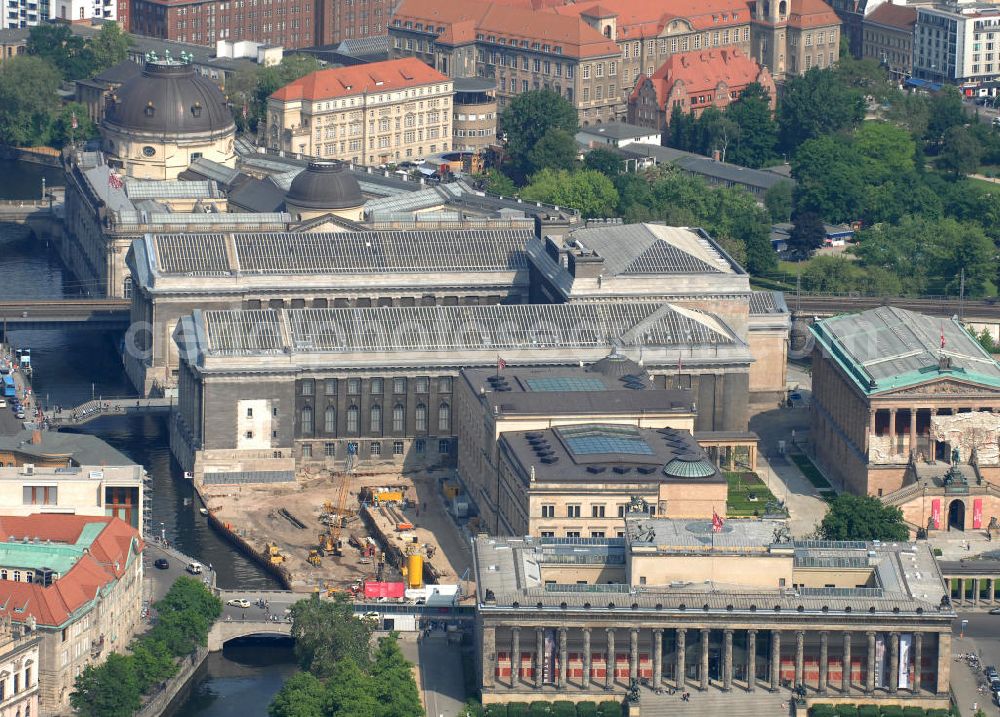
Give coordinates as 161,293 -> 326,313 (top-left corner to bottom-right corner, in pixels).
0,56 -> 61,147
817,494 -> 909,542
521,168 -> 619,218
27,22 -> 130,81
778,67 -> 865,153
290,594 -> 375,677
499,89 -> 578,180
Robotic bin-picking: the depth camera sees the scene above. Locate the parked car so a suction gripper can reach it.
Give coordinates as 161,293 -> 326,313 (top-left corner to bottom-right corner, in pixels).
990,607 -> 1000,614
986,665 -> 999,682
14,410 -> 25,419
186,562 -> 204,575
226,598 -> 252,609
153,558 -> 169,570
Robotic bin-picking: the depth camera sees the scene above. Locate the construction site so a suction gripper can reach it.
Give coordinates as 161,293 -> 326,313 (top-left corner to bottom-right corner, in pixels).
197,466 -> 476,599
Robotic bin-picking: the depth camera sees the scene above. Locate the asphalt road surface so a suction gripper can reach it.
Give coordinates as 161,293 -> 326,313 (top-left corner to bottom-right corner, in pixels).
402,633 -> 467,717
953,611 -> 1000,715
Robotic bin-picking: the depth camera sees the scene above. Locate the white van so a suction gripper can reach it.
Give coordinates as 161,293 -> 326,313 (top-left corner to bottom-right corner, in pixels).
186,562 -> 204,575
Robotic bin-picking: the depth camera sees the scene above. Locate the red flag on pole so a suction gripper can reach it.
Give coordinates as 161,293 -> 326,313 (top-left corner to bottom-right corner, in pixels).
242,102 -> 248,120
711,509 -> 724,533
70,112 -> 78,130
940,324 -> 946,350
108,171 -> 123,190
497,356 -> 506,372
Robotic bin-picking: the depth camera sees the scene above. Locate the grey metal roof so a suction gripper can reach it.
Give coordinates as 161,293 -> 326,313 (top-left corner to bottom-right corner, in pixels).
227,177 -> 287,213
184,157 -> 243,186
578,121 -> 659,141
568,224 -> 733,276
335,35 -> 391,58
150,228 -> 531,276
126,179 -> 218,200
810,306 -> 1000,394
198,302 -> 736,356
619,144 -> 794,191
749,290 -> 789,315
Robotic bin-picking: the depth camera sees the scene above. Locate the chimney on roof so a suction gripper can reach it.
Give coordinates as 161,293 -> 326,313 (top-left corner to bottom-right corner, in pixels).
30,430 -> 41,446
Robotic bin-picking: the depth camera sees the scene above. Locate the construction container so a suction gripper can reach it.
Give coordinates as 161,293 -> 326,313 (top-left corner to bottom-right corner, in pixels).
407,554 -> 424,589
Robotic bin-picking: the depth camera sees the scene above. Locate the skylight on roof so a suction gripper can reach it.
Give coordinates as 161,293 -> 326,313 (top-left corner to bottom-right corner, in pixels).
558,424 -> 654,456
524,377 -> 606,392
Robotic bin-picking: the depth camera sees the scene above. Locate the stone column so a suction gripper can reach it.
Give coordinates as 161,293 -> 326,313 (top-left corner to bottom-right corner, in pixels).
958,578 -> 965,604
723,629 -> 734,691
558,628 -> 568,689
700,628 -> 710,690
653,629 -> 663,690
913,632 -> 923,694
482,626 -> 496,689
990,578 -> 996,604
888,408 -> 897,458
536,627 -> 544,689
937,632 -> 951,695
606,628 -> 615,690
770,630 -> 781,691
910,408 -> 918,457
974,578 -> 981,605
582,628 -> 591,689
867,409 -> 876,455
676,628 -> 687,690
865,632 -> 876,694
819,631 -> 829,694
747,630 -> 757,692
794,631 -> 805,688
511,628 -> 521,688
889,632 -> 899,694
630,628 -> 639,682
842,632 -> 852,694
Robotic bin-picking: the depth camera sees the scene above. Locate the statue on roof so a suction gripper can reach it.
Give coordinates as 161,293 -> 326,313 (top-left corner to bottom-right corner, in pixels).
626,496 -> 649,515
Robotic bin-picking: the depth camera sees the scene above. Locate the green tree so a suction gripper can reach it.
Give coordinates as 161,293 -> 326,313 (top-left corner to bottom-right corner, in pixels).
326,658 -> 379,717
373,634 -> 424,717
526,127 -> 577,173
130,637 -> 178,691
925,86 -> 967,143
853,122 -> 916,184
499,89 -> 578,180
818,494 -> 909,541
786,211 -> 826,260
269,672 -> 328,717
667,106 -> 696,152
291,594 -> 374,677
70,653 -> 142,717
27,24 -> 93,80
725,83 -> 778,168
521,168 -> 619,218
51,102 -> 98,149
937,126 -> 982,177
977,328 -> 997,354
693,106 -> 740,159
88,22 -> 131,73
764,180 -> 793,222
778,67 -> 864,153
800,255 -> 867,293
0,56 -> 61,146
791,135 -> 866,222
477,168 -> 517,196
583,147 -> 624,176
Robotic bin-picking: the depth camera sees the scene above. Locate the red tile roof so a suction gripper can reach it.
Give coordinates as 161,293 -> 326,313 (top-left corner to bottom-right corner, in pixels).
865,2 -> 917,30
634,47 -> 765,103
0,516 -> 142,629
392,0 -> 621,58
550,0 -> 750,39
786,0 -> 840,29
270,57 -> 450,102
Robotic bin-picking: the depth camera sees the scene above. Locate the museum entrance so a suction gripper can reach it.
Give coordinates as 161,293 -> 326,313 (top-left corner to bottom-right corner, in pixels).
948,499 -> 966,531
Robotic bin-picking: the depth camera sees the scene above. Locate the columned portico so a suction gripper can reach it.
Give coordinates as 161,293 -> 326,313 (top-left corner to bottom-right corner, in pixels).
913,632 -> 923,694
747,629 -> 757,692
723,629 -> 734,691
889,632 -> 899,694
818,631 -> 829,694
605,629 -> 615,691
794,630 -> 804,688
700,628 -> 710,690
676,627 -> 686,690
653,629 -> 663,689
510,628 -> 520,688
630,628 -> 639,682
581,628 -> 591,689
842,631 -> 852,694
770,630 -> 781,692
535,628 -> 544,689
866,632 -> 876,694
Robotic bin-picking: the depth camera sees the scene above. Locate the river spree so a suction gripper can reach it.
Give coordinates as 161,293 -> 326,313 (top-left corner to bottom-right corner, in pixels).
0,191 -> 294,714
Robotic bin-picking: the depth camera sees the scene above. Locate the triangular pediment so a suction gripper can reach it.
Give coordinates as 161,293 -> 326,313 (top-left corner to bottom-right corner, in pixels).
876,377 -> 1000,398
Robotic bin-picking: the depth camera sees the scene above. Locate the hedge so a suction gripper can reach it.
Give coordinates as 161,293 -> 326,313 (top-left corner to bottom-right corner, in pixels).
809,707 -> 950,717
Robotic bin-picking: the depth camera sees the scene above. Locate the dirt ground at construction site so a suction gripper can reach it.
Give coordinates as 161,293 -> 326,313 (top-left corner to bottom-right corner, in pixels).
200,468 -> 476,596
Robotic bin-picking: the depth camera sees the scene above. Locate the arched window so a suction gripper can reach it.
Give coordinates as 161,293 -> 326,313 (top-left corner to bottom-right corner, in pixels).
370,404 -> 382,434
415,403 -> 428,432
604,25 -> 612,38
300,405 -> 313,436
13,571 -> 20,583
347,405 -> 360,434
123,276 -> 132,299
392,403 -> 404,433
324,405 -> 336,434
438,402 -> 451,433
1,570 -> 7,580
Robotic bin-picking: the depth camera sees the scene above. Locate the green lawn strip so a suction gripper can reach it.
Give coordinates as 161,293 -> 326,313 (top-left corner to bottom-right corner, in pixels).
725,471 -> 780,516
789,452 -> 833,490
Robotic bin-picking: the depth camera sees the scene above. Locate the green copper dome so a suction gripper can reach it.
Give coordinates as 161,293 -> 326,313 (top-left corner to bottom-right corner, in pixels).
663,452 -> 716,478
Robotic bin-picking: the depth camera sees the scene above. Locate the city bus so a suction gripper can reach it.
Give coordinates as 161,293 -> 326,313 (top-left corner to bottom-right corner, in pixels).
1,375 -> 14,398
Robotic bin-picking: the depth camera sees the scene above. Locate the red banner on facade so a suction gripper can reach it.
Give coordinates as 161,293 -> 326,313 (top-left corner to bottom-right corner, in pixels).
931,499 -> 941,530
363,581 -> 405,599
974,498 -> 983,529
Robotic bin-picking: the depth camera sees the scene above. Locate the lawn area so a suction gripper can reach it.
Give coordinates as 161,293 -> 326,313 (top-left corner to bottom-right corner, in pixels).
966,175 -> 1000,193
726,472 -> 780,517
789,452 -> 833,490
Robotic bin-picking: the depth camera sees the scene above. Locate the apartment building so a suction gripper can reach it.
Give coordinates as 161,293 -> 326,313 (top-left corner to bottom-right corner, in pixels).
266,57 -> 453,164
129,0 -> 316,48
388,0 -> 622,125
913,1 -> 1000,88
863,3 -> 917,81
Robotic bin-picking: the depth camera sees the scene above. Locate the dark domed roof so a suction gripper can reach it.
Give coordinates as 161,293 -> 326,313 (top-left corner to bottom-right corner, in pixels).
104,61 -> 235,135
285,161 -> 364,210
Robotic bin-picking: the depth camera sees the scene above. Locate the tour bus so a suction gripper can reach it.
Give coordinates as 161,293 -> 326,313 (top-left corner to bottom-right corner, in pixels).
1,376 -> 14,398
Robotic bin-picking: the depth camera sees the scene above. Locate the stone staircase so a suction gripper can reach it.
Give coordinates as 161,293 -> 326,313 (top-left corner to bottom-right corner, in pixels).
638,688 -> 792,717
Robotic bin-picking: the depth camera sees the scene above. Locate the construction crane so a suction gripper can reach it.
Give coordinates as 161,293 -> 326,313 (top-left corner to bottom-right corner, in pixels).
326,467 -> 353,557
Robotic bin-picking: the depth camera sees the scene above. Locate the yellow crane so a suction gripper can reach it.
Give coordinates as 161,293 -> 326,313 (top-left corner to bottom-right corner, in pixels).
326,469 -> 352,557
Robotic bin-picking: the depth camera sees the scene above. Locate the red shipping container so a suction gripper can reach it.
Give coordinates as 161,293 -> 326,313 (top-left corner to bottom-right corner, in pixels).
363,581 -> 405,599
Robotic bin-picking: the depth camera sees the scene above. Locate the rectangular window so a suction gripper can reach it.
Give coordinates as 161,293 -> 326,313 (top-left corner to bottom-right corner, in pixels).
324,442 -> 335,456
415,376 -> 430,393
302,444 -> 312,458
591,505 -> 605,518
324,379 -> 337,396
347,378 -> 361,395
437,438 -> 450,454
246,407 -> 253,418
566,531 -> 581,538
300,379 -> 314,396
393,440 -> 404,456
370,441 -> 382,456
540,531 -> 555,538
415,438 -> 426,454
591,531 -> 605,538
567,505 -> 581,518
22,486 -> 57,506
370,378 -> 383,394
541,504 -> 555,518
596,62 -> 604,77
438,376 -> 452,393
393,377 -> 406,394
582,64 -> 590,79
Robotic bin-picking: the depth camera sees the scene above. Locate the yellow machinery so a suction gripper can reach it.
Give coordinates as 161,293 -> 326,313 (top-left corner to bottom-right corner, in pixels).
265,542 -> 285,565
326,470 -> 352,557
318,531 -> 336,555
307,549 -> 322,566
406,553 -> 424,589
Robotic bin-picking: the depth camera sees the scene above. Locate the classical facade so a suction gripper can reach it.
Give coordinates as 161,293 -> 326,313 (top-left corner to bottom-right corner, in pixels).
474,513 -> 954,709
749,0 -> 842,81
168,300 -> 753,486
862,3 -> 917,81
0,617 -> 39,717
265,58 -> 454,165
0,515 -> 143,714
809,307 -> 1000,510
388,0 -> 623,125
628,48 -> 775,130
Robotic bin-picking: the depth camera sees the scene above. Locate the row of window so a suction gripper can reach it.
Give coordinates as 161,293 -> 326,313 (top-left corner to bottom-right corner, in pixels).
299,376 -> 452,396
0,569 -> 33,582
299,401 -> 451,435
300,437 -> 450,458
539,529 -> 622,538
540,504 -> 655,518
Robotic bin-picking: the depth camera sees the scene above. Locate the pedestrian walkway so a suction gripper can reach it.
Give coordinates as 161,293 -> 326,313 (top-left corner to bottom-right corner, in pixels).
639,685 -> 791,717
48,397 -> 174,426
